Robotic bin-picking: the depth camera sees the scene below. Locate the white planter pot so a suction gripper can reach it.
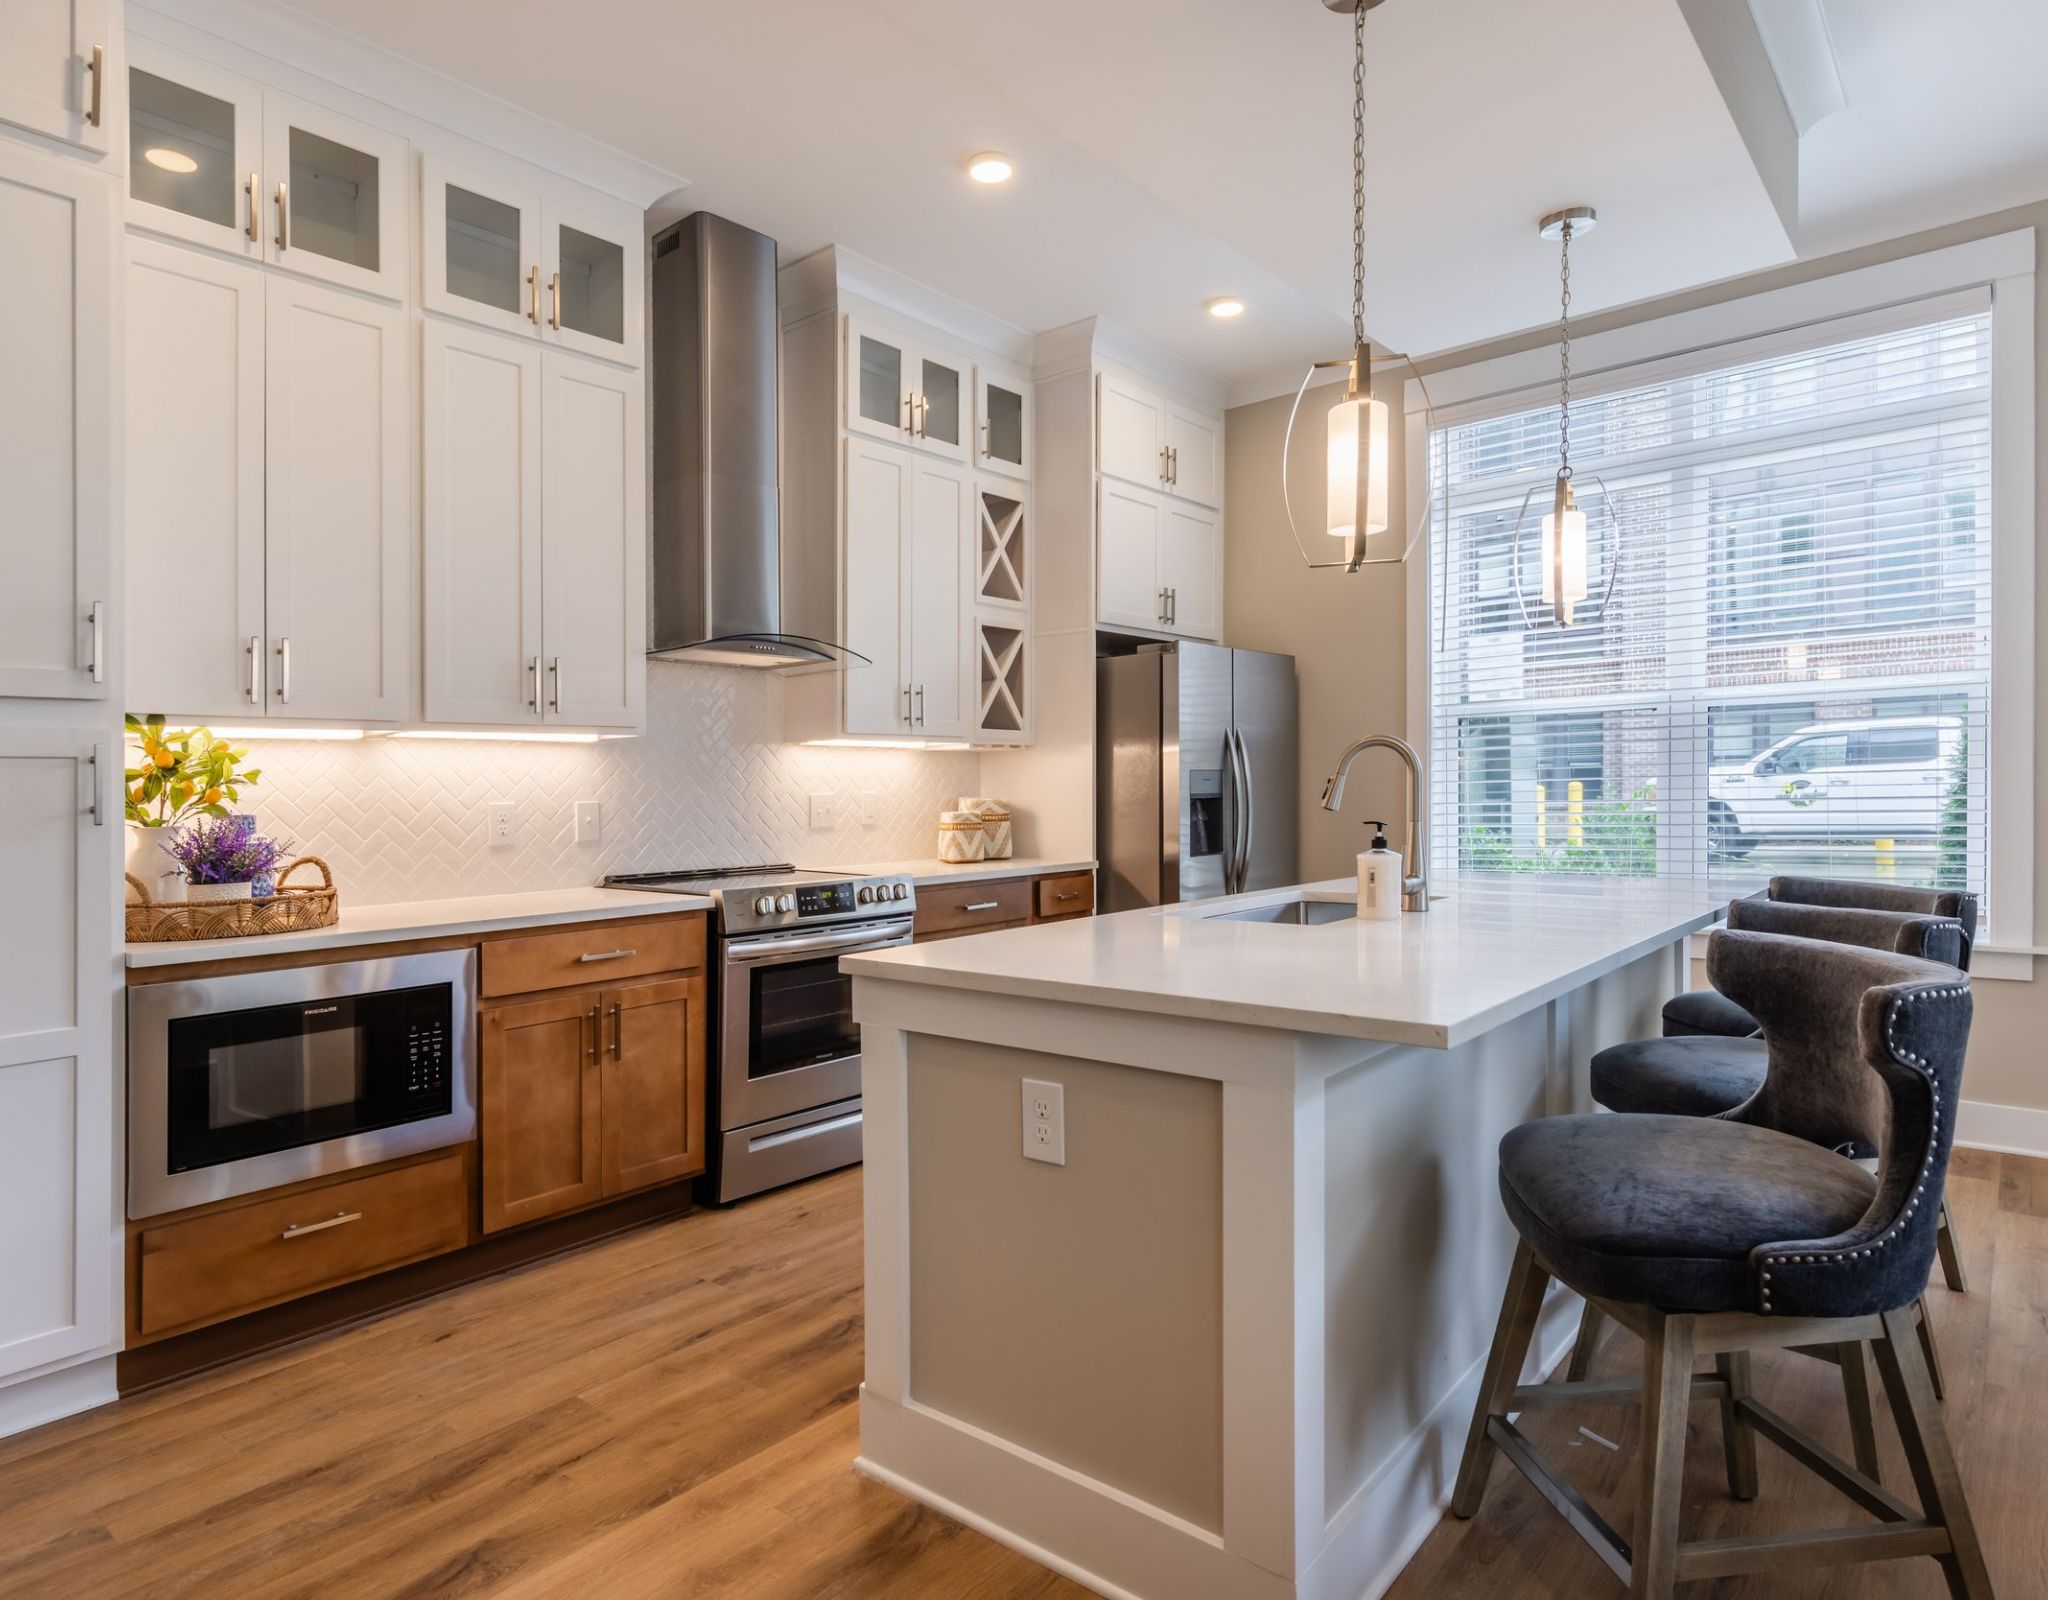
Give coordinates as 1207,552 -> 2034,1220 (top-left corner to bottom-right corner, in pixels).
124,825 -> 186,904
184,880 -> 254,903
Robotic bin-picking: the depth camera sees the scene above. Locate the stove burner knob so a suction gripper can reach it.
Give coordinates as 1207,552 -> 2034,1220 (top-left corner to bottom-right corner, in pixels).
892,882 -> 909,901
856,886 -> 875,905
776,892 -> 797,913
753,895 -> 775,915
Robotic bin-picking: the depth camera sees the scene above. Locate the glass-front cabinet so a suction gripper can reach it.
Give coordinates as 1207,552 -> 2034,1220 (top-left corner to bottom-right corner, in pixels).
262,90 -> 406,300
542,190 -> 641,363
844,314 -> 971,462
976,361 -> 1031,479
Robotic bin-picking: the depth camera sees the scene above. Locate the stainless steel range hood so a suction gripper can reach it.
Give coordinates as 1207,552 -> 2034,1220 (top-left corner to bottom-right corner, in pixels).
649,212 -> 860,669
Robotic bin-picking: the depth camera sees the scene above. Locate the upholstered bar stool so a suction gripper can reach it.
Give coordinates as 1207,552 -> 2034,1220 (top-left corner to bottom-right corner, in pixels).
1453,930 -> 1993,1599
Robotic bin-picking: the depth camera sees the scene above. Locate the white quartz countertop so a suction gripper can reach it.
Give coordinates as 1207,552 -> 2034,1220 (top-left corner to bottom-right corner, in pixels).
125,886 -> 713,968
843,875 -> 1724,1048
816,856 -> 1097,887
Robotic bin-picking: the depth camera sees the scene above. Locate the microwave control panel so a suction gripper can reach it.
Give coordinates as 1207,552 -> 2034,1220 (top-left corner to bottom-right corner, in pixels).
404,1018 -> 449,1099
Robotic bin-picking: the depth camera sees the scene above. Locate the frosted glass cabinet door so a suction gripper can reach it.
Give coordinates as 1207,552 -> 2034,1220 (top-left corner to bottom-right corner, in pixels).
0,730 -> 113,1382
126,39 -> 262,257
913,343 -> 971,463
422,153 -> 543,340
262,89 -> 408,301
976,362 -> 1031,479
845,315 -> 913,447
0,145 -> 112,700
541,190 -> 643,366
0,0 -> 112,153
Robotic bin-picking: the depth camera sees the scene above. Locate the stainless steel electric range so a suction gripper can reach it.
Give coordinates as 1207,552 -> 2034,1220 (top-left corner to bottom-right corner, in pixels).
601,864 -> 915,1202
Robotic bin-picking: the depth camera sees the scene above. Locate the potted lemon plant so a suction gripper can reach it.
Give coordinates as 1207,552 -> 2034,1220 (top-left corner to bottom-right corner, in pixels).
123,716 -> 262,904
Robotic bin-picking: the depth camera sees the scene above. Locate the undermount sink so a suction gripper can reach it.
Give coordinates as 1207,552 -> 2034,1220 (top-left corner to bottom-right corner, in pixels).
1206,896 -> 1359,926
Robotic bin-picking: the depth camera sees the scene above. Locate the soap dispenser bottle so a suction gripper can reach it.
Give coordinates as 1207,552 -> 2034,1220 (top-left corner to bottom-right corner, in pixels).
1357,821 -> 1404,921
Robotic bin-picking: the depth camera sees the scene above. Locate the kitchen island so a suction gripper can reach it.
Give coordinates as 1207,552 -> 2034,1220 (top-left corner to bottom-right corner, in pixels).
845,875 -> 1724,1600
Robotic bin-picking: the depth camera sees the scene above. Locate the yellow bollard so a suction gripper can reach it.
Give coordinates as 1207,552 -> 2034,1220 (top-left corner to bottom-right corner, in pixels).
1875,838 -> 1896,879
1567,780 -> 1585,846
1535,784 -> 1548,851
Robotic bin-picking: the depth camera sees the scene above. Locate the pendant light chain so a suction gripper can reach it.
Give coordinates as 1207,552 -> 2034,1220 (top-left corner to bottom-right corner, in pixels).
1557,217 -> 1573,481
1351,3 -> 1366,351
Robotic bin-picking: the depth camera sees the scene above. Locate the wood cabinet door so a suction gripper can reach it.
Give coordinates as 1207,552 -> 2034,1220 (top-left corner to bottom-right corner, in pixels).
422,319 -> 544,726
1097,371 -> 1166,490
599,976 -> 705,1197
263,272 -> 409,721
1096,479 -> 1164,633
905,455 -> 970,738
1163,400 -> 1221,508
540,349 -> 644,730
480,991 -> 602,1232
0,0 -> 111,153
0,145 -> 112,699
1159,499 -> 1221,641
126,237 -> 266,717
842,437 -> 908,736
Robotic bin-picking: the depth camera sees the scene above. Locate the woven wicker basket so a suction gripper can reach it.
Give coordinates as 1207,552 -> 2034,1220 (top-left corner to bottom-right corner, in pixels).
125,855 -> 340,943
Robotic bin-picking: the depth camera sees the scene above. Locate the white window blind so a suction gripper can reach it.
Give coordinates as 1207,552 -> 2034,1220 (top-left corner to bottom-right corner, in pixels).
1426,301 -> 1993,910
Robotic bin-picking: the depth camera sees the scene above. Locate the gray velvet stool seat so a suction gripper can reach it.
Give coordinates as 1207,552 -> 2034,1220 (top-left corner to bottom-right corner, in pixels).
1453,930 -> 1995,1599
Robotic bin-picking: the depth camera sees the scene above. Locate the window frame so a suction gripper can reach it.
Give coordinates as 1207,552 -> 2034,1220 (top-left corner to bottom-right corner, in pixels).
1402,230 -> 2037,978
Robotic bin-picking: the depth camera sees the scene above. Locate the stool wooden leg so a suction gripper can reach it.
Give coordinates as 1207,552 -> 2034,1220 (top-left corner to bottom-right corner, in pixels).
1835,1341 -> 1882,1482
1917,1294 -> 1948,1402
1714,1351 -> 1758,1501
1873,1305 -> 1995,1600
1936,1194 -> 1969,1293
1632,1310 -> 1696,1600
1568,1299 -> 1606,1381
1451,1240 -> 1552,1519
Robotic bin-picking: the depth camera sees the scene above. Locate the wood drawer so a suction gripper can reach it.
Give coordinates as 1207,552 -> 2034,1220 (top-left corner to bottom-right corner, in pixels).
914,877 -> 1032,937
481,914 -> 706,998
135,1150 -> 470,1338
1035,871 -> 1095,920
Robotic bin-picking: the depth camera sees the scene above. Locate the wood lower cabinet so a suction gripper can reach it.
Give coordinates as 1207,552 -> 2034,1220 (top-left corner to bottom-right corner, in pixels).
912,870 -> 1097,942
601,975 -> 706,1196
480,988 -> 604,1231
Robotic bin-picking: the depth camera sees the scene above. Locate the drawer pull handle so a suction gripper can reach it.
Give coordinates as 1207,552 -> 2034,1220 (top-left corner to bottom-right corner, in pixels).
963,901 -> 1000,913
1055,890 -> 1081,901
281,1211 -> 361,1240
577,947 -> 636,962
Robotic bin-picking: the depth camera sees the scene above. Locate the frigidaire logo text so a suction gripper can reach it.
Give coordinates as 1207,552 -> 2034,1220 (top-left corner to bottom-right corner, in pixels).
303,1005 -> 340,1017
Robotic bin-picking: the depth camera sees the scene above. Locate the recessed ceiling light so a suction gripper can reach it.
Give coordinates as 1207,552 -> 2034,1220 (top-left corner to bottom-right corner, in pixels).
143,147 -> 198,174
967,152 -> 1014,185
1206,296 -> 1246,320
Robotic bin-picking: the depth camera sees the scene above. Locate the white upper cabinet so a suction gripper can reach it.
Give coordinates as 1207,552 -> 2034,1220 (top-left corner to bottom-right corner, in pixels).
904,456 -> 969,738
126,40 -> 261,257
976,359 -> 1031,480
539,351 -> 644,728
842,438 -> 908,737
0,0 -> 113,155
263,273 -> 410,721
0,144 -> 111,699
126,237 -> 266,714
540,188 -> 643,365
1159,499 -> 1221,640
845,313 -> 970,462
1098,372 -> 1169,490
1097,479 -> 1165,634
1163,399 -> 1221,508
262,89 -> 407,301
422,152 -> 544,340
422,318 -> 543,725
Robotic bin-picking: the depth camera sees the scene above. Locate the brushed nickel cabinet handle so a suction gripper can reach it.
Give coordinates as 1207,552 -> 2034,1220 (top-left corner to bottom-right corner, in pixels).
549,656 -> 562,712
549,271 -> 562,330
587,1004 -> 601,1063
608,1002 -> 622,1059
275,180 -> 289,251
980,417 -> 990,458
528,266 -> 540,324
902,683 -> 913,725
86,600 -> 104,683
89,742 -> 106,826
246,174 -> 259,243
528,654 -> 541,710
577,948 -> 636,963
86,44 -> 103,128
281,1211 -> 361,1240
962,900 -> 1000,913
903,394 -> 915,435
915,683 -> 925,726
247,635 -> 261,704
275,637 -> 292,703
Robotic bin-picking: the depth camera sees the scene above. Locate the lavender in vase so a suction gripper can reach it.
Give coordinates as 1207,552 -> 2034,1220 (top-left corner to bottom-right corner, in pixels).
169,815 -> 291,901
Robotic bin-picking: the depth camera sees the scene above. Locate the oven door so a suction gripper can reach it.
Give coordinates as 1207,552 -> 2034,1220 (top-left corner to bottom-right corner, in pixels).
127,950 -> 477,1218
718,916 -> 912,1129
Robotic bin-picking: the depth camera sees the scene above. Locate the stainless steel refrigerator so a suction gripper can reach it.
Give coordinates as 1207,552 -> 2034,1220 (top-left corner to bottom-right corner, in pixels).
1096,642 -> 1299,911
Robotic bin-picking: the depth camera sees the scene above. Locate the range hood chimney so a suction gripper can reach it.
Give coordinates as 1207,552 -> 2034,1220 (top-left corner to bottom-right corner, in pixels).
649,212 -> 857,668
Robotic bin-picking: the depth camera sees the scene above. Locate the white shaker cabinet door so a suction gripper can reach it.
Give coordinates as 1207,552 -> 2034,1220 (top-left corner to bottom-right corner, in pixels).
1097,371 -> 1166,491
0,145 -> 112,699
125,237 -> 266,717
263,274 -> 410,722
841,437 -> 909,737
423,320 -> 544,726
1096,480 -> 1164,633
904,456 -> 969,738
1159,500 -> 1221,641
539,350 -> 644,730
0,730 -> 113,1382
0,0 -> 112,153
1163,400 -> 1221,509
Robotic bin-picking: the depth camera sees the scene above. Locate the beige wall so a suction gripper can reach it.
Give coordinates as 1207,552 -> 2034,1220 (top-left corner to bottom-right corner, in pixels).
1227,201 -> 2048,1118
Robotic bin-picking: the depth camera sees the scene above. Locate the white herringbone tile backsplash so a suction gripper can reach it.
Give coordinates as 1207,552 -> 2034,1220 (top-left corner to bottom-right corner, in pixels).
230,665 -> 981,905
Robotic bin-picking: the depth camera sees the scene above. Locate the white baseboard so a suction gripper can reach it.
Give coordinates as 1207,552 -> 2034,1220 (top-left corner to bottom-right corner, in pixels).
1956,1097 -> 2048,1159
0,1354 -> 117,1441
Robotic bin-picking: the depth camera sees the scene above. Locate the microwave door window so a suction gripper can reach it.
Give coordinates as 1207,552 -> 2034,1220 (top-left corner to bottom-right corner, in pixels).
748,955 -> 859,1079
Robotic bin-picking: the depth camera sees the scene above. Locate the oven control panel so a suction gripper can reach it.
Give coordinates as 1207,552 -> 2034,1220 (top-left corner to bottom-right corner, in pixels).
796,883 -> 855,917
728,876 -> 915,932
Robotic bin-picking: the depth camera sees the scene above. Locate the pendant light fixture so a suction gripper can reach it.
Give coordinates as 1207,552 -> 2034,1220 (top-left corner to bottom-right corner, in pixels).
1280,0 -> 1411,574
1512,206 -> 1621,628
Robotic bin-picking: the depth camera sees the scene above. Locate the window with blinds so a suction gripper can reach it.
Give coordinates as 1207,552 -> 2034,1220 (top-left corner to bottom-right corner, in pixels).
1425,302 -> 1992,908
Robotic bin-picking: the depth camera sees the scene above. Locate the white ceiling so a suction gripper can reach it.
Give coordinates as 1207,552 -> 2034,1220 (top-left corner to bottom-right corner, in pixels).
273,0 -> 2048,400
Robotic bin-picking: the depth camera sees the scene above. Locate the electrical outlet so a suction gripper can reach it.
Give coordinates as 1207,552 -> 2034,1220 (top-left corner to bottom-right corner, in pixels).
808,792 -> 838,830
574,801 -> 603,845
1021,1078 -> 1066,1166
487,800 -> 516,848
859,790 -> 880,827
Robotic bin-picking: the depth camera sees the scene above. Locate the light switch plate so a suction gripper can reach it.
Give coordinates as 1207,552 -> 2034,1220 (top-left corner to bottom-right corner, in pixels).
487,800 -> 516,848
809,792 -> 838,830
1022,1078 -> 1066,1166
859,790 -> 880,827
574,801 -> 602,845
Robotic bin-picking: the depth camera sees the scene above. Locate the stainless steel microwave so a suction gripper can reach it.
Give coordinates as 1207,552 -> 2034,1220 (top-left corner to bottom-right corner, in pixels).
126,950 -> 477,1219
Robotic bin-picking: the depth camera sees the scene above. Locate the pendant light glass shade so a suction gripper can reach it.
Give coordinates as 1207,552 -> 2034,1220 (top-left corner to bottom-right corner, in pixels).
1539,478 -> 1588,620
1325,391 -> 1389,541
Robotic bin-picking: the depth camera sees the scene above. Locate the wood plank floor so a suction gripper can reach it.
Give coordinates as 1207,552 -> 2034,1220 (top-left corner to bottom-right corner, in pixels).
1,1149 -> 2042,1598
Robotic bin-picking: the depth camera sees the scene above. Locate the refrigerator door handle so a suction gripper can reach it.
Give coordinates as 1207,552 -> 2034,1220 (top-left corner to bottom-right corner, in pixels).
1230,726 -> 1255,893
